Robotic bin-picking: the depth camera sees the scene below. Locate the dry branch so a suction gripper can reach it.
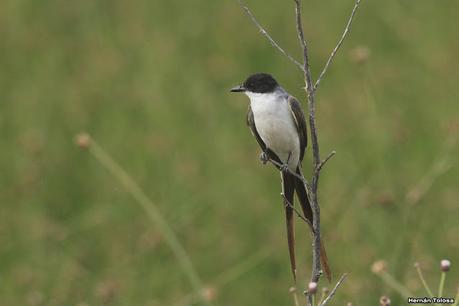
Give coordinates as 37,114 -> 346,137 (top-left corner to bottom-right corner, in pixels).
237,0 -> 305,72
317,151 -> 337,172
237,0 -> 362,304
282,192 -> 312,226
293,0 -> 323,290
319,274 -> 349,306
268,156 -> 310,186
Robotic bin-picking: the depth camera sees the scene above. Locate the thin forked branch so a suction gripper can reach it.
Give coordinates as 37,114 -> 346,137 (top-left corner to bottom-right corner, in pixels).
282,193 -> 312,226
267,157 -> 309,186
317,151 -> 336,172
319,273 -> 349,306
314,0 -> 362,92
237,0 -> 305,72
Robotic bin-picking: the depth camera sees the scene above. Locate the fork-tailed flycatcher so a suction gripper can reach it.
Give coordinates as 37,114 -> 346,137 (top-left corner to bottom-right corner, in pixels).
230,73 -> 331,282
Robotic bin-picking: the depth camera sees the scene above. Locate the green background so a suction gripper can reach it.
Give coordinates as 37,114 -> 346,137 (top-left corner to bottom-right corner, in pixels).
1,0 -> 458,305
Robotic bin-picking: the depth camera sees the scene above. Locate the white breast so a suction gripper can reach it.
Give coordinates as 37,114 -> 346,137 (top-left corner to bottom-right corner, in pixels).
247,90 -> 300,170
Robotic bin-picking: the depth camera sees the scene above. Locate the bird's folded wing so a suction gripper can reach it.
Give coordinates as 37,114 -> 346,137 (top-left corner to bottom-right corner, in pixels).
287,96 -> 308,161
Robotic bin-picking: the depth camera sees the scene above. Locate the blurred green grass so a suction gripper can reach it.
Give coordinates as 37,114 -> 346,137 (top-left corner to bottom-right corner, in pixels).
0,0 -> 458,305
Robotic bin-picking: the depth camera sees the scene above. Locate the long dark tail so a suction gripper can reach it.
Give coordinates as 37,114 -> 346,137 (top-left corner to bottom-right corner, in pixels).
281,171 -> 296,281
294,166 -> 332,282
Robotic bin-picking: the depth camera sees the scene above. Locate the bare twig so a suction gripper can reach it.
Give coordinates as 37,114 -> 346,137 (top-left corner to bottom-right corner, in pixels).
317,151 -> 336,172
237,0 -> 305,72
282,193 -> 312,226
267,157 -> 309,186
319,273 -> 349,306
314,0 -> 362,92
238,0 -> 303,70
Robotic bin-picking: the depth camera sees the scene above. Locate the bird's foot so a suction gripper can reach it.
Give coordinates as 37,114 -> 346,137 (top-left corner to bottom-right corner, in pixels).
280,152 -> 292,173
260,151 -> 269,165
280,163 -> 290,173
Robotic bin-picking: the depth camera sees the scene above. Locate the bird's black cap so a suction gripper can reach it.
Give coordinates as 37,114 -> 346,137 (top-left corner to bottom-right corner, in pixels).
230,73 -> 279,93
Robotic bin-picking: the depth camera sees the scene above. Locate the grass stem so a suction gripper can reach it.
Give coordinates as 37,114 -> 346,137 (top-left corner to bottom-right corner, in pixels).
452,291 -> 459,306
415,264 -> 433,297
379,271 -> 413,298
438,272 -> 446,298
86,137 -> 211,306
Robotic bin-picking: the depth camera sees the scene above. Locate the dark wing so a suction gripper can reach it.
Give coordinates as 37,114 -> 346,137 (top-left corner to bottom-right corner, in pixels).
287,96 -> 308,161
247,105 -> 282,165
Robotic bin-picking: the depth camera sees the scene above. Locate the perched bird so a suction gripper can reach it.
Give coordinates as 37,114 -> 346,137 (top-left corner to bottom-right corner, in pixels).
230,72 -> 331,282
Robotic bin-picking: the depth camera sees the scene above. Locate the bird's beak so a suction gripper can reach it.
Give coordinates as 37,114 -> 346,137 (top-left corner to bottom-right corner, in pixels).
230,84 -> 246,93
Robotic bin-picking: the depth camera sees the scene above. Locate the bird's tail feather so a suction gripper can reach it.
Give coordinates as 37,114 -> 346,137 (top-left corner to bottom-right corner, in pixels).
294,166 -> 332,282
320,238 -> 332,282
281,171 -> 297,282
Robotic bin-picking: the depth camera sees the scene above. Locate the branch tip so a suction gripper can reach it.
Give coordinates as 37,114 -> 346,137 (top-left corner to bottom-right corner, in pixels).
237,0 -> 304,71
320,273 -> 349,306
314,0 -> 362,91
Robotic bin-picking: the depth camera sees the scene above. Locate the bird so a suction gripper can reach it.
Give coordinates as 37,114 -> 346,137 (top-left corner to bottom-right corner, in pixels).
230,72 -> 331,282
